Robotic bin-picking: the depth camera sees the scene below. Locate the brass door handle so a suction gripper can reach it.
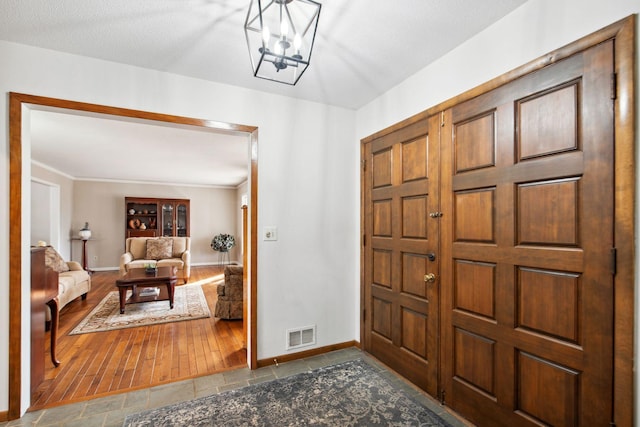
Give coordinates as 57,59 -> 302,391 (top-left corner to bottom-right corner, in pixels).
424,273 -> 436,283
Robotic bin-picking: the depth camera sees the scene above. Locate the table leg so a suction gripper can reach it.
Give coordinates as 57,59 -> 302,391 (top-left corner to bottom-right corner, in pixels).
45,298 -> 61,367
168,279 -> 176,309
119,287 -> 127,314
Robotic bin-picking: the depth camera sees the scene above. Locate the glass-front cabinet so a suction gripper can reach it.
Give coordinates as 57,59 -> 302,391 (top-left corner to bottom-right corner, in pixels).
125,197 -> 190,241
161,201 -> 189,237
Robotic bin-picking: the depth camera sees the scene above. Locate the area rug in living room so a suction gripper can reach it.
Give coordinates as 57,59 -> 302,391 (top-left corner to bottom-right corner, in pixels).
123,359 -> 453,427
69,285 -> 211,335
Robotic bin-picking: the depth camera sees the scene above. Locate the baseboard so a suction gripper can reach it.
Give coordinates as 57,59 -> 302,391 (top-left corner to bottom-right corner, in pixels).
191,261 -> 240,267
91,263 -> 239,272
257,340 -> 360,368
90,267 -> 120,272
0,410 -> 8,422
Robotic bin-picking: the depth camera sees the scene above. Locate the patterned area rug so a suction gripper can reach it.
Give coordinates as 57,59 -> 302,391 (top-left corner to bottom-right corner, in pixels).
123,360 -> 452,427
69,285 -> 211,334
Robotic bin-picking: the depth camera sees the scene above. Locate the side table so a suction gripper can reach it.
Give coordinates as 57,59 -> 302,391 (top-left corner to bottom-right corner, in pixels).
45,269 -> 61,367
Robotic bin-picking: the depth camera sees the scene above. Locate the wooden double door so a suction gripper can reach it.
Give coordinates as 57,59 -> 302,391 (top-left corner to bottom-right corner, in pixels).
362,38 -> 616,426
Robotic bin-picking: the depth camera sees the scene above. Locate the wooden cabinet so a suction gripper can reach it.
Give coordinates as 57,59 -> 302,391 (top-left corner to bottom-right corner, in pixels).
31,247 -> 46,395
31,247 -> 60,395
125,197 -> 190,240
160,200 -> 190,237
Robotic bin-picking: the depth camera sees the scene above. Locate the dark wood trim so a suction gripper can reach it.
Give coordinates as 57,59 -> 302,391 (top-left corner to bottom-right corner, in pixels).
8,92 -> 24,420
612,15 -> 636,427
359,141 -> 367,353
7,92 -> 259,419
0,410 -> 8,422
256,341 -> 359,368
360,14 -> 635,426
10,93 -> 257,134
249,128 -> 259,370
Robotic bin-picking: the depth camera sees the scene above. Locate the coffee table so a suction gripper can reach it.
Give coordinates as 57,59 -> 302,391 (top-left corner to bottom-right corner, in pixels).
115,266 -> 177,314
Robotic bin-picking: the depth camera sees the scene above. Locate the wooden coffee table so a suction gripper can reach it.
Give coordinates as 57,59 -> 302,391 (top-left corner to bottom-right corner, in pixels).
115,266 -> 177,314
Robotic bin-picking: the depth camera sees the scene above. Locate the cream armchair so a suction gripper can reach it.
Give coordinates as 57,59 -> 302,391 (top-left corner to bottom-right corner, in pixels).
119,237 -> 191,283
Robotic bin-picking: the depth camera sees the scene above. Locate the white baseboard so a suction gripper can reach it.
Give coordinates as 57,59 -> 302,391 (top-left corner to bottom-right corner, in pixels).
92,262 -> 239,271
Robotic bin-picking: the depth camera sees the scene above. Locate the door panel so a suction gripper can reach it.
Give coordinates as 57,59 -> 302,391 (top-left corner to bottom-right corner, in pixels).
440,41 -> 614,426
363,116 -> 440,396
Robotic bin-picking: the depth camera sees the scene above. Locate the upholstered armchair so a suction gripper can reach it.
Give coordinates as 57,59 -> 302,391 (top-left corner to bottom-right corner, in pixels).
120,237 -> 191,283
43,246 -> 92,322
215,265 -> 244,319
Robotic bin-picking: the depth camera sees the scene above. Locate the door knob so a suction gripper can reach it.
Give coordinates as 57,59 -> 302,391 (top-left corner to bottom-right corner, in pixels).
424,273 -> 436,283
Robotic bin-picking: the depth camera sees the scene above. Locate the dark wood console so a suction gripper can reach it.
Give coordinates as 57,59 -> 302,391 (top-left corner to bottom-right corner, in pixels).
30,247 -> 60,396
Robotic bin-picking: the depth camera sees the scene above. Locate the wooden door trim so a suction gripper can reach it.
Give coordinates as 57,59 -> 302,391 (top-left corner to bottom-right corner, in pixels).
611,15 -> 635,427
360,15 -> 635,425
8,93 -> 260,419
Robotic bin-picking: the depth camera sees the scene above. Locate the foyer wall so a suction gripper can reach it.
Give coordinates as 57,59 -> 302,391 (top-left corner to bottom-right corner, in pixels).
0,41 -> 357,414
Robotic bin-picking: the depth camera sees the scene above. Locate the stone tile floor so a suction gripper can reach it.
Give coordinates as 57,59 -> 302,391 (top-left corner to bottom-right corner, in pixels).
1,348 -> 472,426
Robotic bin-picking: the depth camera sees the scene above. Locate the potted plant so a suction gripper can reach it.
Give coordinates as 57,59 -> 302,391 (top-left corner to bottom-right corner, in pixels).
211,234 -> 235,252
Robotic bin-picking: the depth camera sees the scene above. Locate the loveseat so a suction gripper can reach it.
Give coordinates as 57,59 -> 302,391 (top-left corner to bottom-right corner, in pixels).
120,236 -> 191,283
214,265 -> 244,319
44,246 -> 91,321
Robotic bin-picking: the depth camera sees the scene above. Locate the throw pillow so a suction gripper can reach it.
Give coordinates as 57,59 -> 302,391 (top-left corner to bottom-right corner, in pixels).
146,238 -> 173,260
44,247 -> 70,273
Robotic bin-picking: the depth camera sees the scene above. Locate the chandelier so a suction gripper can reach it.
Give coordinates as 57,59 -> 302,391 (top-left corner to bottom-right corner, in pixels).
244,0 -> 321,85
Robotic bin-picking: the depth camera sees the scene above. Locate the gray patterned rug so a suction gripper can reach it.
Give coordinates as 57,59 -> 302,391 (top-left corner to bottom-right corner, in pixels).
123,359 -> 452,426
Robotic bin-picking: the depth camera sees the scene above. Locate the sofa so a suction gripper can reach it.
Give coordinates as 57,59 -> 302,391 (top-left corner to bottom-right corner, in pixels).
214,265 -> 244,319
44,246 -> 91,321
120,236 -> 191,283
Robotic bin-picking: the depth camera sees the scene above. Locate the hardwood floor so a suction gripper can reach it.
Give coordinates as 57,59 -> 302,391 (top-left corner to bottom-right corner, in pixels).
30,265 -> 246,411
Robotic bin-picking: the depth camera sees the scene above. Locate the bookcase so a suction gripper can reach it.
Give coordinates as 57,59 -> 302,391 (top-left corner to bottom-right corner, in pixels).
125,197 -> 190,240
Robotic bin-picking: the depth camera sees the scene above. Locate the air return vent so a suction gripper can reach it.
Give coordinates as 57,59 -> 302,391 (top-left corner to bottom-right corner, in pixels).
286,325 -> 316,350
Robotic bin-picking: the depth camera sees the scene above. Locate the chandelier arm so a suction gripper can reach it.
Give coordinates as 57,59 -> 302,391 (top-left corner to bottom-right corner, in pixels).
245,0 -> 275,29
299,8 -> 320,37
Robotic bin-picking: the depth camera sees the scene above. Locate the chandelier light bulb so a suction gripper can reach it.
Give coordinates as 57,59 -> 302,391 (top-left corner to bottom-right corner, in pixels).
274,42 -> 283,55
262,26 -> 270,45
294,33 -> 302,51
281,19 -> 289,38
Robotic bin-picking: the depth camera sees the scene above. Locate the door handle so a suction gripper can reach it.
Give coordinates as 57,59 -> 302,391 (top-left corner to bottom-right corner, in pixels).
424,273 -> 436,283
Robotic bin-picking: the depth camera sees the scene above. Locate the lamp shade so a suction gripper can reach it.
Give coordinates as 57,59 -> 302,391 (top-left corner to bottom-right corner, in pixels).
244,0 -> 321,85
79,222 -> 91,240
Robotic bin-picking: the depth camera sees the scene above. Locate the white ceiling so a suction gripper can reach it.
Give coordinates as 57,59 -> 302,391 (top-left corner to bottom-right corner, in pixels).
3,0 -> 528,186
29,108 -> 251,187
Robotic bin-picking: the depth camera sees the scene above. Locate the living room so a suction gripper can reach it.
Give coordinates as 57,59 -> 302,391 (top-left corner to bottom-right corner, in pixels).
1,0 -> 638,425
31,164 -> 247,274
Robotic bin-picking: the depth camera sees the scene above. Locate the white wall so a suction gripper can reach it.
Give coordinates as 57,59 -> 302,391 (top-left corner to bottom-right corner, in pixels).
356,0 -> 639,421
30,180 -> 52,245
0,41 -> 357,413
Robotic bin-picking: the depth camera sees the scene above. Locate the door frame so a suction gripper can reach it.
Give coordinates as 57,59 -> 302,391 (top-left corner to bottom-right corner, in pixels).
8,93 -> 260,419
360,15 -> 635,425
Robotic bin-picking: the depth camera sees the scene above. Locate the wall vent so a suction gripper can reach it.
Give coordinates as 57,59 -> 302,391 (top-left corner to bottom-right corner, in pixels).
286,325 -> 316,350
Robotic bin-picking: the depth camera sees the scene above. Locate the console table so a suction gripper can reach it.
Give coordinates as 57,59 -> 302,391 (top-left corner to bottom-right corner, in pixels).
31,248 -> 60,395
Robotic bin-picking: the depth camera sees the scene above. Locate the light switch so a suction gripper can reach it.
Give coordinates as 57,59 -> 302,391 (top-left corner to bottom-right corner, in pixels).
264,226 -> 278,241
